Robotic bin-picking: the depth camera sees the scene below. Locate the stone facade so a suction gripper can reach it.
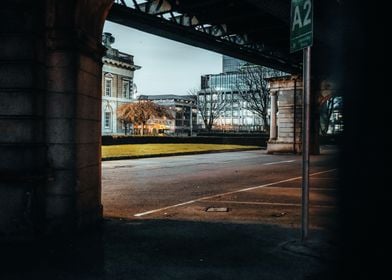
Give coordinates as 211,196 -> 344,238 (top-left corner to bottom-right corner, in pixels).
101,33 -> 140,135
139,94 -> 197,136
0,0 -> 113,239
267,76 -> 303,154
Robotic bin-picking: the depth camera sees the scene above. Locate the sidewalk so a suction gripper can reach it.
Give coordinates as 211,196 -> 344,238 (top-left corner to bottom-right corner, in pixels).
1,218 -> 339,280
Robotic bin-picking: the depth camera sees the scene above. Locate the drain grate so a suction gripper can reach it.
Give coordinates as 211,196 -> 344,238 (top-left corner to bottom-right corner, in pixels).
205,207 -> 229,212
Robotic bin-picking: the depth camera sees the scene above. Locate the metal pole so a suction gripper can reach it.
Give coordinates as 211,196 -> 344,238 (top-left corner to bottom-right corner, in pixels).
302,46 -> 311,242
189,104 -> 193,136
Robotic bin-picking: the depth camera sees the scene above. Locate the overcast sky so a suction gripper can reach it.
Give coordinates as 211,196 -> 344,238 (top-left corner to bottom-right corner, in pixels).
103,21 -> 223,96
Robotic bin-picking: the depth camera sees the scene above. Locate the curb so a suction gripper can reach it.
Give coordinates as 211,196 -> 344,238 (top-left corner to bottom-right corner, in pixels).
280,239 -> 338,262
102,147 -> 264,161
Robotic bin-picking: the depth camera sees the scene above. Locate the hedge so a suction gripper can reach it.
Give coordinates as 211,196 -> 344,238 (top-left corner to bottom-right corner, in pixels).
102,135 -> 268,147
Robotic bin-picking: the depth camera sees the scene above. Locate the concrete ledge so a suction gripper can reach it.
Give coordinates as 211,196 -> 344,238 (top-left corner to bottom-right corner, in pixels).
102,147 -> 263,161
267,142 -> 301,154
281,239 -> 338,262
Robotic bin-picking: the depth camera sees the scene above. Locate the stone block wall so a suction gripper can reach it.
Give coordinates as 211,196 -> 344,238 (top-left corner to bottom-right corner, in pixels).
1,0 -> 112,240
267,76 -> 303,154
0,2 -> 47,239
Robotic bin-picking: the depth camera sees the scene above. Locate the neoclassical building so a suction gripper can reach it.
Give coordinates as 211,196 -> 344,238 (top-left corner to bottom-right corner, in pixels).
101,33 -> 141,135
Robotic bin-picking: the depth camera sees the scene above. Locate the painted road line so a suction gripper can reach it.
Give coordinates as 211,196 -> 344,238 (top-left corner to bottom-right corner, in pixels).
133,169 -> 337,217
200,200 -> 335,209
258,186 -> 337,191
134,200 -> 197,217
263,160 -> 296,166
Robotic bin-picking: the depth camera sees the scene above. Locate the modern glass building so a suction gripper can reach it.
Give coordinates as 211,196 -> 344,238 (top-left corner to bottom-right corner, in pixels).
222,55 -> 247,73
201,72 -> 242,91
197,89 -> 265,131
199,56 -> 283,131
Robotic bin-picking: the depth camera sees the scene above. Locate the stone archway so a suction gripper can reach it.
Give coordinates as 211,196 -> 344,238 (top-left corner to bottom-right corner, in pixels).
0,0 -> 113,239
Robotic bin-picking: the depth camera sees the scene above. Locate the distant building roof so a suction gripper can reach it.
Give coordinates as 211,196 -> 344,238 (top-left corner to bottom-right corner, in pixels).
102,32 -> 141,70
139,94 -> 195,102
264,74 -> 297,81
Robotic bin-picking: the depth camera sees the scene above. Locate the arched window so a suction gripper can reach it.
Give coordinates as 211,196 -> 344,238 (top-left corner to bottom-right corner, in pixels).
104,73 -> 113,97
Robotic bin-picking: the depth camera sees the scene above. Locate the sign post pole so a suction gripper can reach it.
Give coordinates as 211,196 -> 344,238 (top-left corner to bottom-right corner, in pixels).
290,0 -> 313,242
302,46 -> 311,241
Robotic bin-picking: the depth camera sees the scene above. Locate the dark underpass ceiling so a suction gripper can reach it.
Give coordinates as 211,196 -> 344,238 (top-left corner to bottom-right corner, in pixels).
108,0 -> 304,73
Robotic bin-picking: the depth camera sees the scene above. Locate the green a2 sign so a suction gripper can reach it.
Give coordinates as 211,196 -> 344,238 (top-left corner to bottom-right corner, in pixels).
290,0 -> 313,53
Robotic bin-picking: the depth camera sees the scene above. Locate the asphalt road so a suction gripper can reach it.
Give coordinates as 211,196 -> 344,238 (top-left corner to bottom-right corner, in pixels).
1,147 -> 340,280
102,146 -> 338,224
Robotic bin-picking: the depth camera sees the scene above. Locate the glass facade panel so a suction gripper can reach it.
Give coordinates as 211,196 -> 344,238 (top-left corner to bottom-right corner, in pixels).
222,55 -> 247,73
199,56 -> 287,131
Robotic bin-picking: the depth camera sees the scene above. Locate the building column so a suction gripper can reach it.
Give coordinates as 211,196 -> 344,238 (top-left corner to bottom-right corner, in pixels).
0,1 -> 47,239
189,104 -> 193,136
45,0 -> 113,234
0,0 -> 113,239
269,91 -> 278,140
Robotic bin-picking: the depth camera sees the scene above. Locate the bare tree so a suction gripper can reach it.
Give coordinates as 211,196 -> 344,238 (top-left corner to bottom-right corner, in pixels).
189,88 -> 228,132
235,65 -> 281,132
117,100 -> 172,135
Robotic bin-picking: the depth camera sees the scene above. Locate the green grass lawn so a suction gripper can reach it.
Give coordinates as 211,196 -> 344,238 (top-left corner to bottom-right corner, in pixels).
102,143 -> 260,159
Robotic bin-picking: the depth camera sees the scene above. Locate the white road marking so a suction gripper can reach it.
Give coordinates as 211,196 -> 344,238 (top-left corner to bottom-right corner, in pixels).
253,186 -> 337,191
263,160 -> 295,165
133,169 -> 337,217
134,200 -> 197,217
201,200 -> 334,209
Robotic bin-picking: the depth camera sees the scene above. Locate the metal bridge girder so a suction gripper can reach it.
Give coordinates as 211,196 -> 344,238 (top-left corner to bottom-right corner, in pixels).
111,0 -> 301,73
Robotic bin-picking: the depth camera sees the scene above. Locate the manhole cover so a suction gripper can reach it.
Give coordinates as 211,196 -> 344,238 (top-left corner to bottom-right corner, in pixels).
271,212 -> 287,217
205,207 -> 229,212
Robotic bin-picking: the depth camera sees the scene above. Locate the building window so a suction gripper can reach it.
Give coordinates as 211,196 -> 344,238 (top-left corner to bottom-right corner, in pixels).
122,80 -> 129,98
105,78 -> 112,97
104,112 -> 112,128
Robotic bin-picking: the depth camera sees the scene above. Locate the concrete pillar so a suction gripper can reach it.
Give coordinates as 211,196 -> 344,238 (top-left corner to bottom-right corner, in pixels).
269,91 -> 278,140
0,1 -> 47,239
267,76 -> 303,154
0,0 -> 113,239
46,0 -> 113,234
189,104 -> 193,136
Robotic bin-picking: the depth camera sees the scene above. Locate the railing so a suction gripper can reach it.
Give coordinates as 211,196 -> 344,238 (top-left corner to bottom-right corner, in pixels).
105,48 -> 134,64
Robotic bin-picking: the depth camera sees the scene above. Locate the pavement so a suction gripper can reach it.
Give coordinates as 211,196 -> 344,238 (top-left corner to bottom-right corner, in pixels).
1,220 -> 339,280
1,147 -> 341,280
